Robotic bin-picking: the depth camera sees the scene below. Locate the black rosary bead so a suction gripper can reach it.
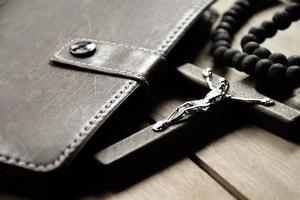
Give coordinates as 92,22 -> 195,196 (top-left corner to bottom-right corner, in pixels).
261,21 -> 277,38
255,59 -> 273,80
222,15 -> 237,27
241,55 -> 259,75
224,9 -> 239,19
248,0 -> 260,3
272,10 -> 292,30
253,47 -> 271,58
214,28 -> 229,34
242,41 -> 259,54
268,63 -> 287,81
285,3 -> 300,21
232,52 -> 248,71
249,27 -> 266,42
241,33 -> 258,47
223,49 -> 240,66
269,53 -> 287,65
231,4 -> 245,16
213,32 -> 232,42
217,22 -> 234,33
213,46 -> 229,64
286,66 -> 300,86
212,40 -> 231,52
212,28 -> 230,39
287,55 -> 300,67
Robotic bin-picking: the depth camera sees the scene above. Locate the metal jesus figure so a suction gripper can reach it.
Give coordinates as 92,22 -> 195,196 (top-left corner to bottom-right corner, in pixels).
153,68 -> 275,132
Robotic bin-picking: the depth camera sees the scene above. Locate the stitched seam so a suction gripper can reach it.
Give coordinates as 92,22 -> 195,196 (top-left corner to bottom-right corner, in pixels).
56,38 -> 162,55
0,80 -> 137,171
55,38 -> 162,58
157,0 -> 211,53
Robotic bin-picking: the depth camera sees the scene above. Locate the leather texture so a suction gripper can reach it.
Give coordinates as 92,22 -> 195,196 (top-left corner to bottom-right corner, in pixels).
0,0 -> 213,173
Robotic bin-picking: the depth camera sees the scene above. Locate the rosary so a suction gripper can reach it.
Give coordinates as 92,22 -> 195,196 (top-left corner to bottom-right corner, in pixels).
212,0 -> 300,88
153,0 -> 300,131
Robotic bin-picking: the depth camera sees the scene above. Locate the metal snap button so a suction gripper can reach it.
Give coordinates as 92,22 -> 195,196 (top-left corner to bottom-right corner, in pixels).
69,41 -> 96,58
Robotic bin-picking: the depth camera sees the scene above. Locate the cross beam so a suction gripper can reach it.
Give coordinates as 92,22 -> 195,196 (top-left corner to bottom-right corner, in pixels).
178,64 -> 300,140
95,63 -> 300,167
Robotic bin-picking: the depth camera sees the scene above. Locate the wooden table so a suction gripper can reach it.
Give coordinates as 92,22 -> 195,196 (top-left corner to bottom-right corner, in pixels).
1,0 -> 299,199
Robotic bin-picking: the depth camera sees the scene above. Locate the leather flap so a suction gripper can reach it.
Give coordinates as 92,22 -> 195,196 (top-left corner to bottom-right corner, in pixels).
51,38 -> 164,84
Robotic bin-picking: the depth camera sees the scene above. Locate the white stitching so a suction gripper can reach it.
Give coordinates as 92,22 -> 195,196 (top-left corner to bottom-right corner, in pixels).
0,80 -> 137,172
55,38 -> 162,58
158,0 -> 211,53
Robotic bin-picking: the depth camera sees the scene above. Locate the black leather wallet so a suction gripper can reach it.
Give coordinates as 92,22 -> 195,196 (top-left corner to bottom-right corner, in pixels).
0,0 -> 214,175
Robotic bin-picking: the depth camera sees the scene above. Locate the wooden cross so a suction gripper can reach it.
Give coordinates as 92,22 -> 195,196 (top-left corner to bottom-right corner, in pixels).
152,67 -> 274,132
95,63 -> 300,167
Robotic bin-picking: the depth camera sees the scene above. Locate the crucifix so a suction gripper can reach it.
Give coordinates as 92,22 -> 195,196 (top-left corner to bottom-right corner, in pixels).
96,64 -> 300,167
152,67 -> 274,132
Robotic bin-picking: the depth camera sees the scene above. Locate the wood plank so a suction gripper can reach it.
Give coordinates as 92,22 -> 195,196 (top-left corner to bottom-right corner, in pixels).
193,126 -> 300,200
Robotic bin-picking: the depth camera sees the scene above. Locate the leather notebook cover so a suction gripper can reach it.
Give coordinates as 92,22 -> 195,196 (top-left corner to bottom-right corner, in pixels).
0,0 -> 213,173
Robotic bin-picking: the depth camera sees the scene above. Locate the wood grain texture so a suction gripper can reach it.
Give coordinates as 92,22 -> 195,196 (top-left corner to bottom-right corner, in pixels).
193,126 -> 300,200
